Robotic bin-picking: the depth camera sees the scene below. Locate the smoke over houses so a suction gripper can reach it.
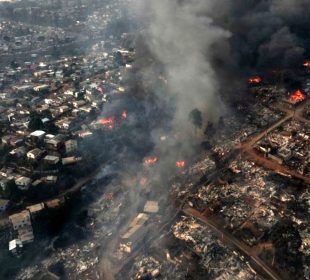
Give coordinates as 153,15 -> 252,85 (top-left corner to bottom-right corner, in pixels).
0,0 -> 309,279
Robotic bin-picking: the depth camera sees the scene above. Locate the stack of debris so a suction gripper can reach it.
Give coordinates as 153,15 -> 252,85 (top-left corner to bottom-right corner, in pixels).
131,256 -> 161,279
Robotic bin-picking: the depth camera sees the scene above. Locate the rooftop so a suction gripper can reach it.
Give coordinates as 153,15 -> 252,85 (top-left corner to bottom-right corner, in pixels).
30,130 -> 46,137
144,201 -> 159,213
9,210 -> 30,225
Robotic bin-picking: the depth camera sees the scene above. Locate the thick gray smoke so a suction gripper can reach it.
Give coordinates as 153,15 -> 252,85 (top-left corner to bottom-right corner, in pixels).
132,0 -> 310,131
144,0 -> 232,138
205,0 -> 310,70
147,0 -> 231,129
132,0 -> 310,112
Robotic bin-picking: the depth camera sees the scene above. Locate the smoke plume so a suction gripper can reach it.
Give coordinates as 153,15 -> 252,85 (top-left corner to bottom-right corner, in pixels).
142,0 -> 231,134
132,0 -> 310,118
207,0 -> 309,70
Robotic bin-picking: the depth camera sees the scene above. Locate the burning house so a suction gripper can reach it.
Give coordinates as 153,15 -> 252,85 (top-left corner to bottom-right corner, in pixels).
176,160 -> 186,168
288,89 -> 306,105
143,156 -> 159,166
248,76 -> 263,86
303,61 -> 310,68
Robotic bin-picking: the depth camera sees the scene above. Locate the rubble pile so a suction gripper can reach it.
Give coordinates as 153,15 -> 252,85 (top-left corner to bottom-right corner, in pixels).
16,240 -> 100,280
128,254 -> 187,280
172,217 -> 206,250
131,256 -> 161,279
188,156 -> 216,176
201,242 -> 256,280
256,120 -> 310,175
172,217 -> 256,279
56,242 -> 99,278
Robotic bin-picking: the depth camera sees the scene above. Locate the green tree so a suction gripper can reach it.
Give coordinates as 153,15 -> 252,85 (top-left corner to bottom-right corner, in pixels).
28,112 -> 44,131
189,108 -> 203,129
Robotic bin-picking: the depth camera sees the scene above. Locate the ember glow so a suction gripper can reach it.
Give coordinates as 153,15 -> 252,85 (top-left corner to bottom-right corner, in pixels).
303,61 -> 310,67
248,76 -> 262,85
176,160 -> 185,168
121,111 -> 128,119
98,117 -> 115,128
143,156 -> 159,165
289,89 -> 305,104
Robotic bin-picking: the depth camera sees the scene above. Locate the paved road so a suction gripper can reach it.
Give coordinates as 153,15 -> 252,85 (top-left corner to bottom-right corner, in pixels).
183,207 -> 282,280
238,98 -> 310,184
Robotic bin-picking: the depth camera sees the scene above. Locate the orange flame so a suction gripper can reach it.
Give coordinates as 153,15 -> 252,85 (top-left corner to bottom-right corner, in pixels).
289,89 -> 305,103
144,156 -> 159,165
248,76 -> 262,85
121,111 -> 128,119
98,117 -> 115,129
303,61 -> 310,67
176,160 -> 185,168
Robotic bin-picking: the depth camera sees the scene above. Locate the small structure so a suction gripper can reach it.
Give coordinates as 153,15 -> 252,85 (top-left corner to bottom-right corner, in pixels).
33,84 -> 49,92
9,210 -> 34,245
0,199 -> 10,212
0,176 -> 11,191
73,100 -> 86,108
27,148 -> 45,160
30,130 -> 46,140
15,176 -> 32,191
18,227 -> 34,244
65,139 -> 78,154
62,156 -> 82,165
44,155 -> 60,165
43,176 -> 58,184
143,201 -> 159,213
32,179 -> 43,187
10,147 -> 27,158
9,210 -> 32,230
45,198 -> 64,209
45,137 -> 63,151
26,203 -> 45,217
9,239 -> 23,255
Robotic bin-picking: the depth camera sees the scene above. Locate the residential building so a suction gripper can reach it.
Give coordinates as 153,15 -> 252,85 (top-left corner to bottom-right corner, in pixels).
27,148 -> 45,160
9,210 -> 31,230
9,239 -> 23,255
26,203 -> 45,217
143,201 -> 159,213
65,139 -> 77,154
0,199 -> 10,212
62,156 -> 82,165
15,176 -> 32,191
44,155 -> 60,165
30,130 -> 46,141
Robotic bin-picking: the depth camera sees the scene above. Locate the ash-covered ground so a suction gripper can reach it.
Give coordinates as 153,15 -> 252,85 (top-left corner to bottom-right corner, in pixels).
0,1 -> 310,280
